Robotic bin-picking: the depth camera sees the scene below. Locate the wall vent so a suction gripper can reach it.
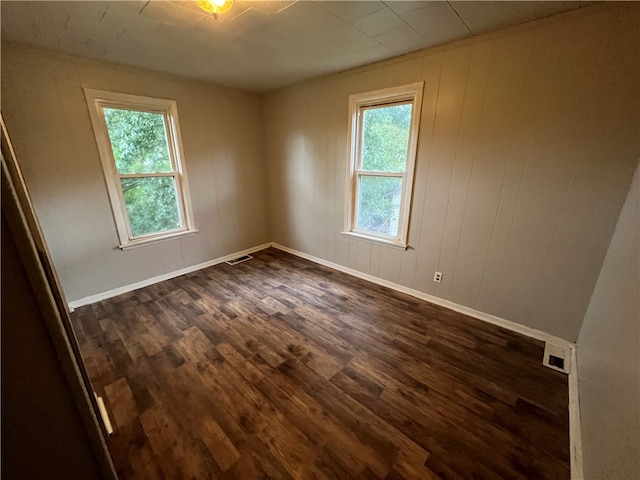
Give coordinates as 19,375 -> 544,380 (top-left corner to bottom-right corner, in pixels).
543,342 -> 571,374
226,254 -> 253,266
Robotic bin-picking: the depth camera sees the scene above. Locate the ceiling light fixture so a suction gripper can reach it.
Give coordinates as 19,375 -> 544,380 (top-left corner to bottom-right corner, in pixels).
196,0 -> 233,19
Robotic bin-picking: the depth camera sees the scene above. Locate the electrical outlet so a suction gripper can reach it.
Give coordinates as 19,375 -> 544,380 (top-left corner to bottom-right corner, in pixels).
433,271 -> 443,283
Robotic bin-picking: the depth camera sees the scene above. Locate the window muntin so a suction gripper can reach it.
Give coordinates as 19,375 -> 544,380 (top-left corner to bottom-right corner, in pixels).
85,90 -> 195,249
345,83 -> 423,248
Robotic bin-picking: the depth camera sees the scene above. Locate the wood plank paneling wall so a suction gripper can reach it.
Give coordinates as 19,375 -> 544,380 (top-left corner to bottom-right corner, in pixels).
1,43 -> 272,303
263,4 -> 640,341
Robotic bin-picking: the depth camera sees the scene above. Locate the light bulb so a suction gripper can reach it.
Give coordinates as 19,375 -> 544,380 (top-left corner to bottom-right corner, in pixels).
196,0 -> 233,17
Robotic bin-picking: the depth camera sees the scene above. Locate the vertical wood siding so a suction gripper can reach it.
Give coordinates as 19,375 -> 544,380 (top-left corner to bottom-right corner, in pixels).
1,44 -> 272,303
264,5 -> 640,341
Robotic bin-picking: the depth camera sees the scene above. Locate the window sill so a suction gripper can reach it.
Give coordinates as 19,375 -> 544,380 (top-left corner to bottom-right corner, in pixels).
118,229 -> 198,250
341,231 -> 409,250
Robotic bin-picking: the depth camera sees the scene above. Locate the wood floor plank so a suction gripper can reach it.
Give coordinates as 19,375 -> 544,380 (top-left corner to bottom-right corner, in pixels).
121,419 -> 166,480
254,371 -> 391,478
71,247 -> 569,480
201,418 -> 241,472
103,377 -> 138,429
139,404 -> 222,480
223,436 -> 295,480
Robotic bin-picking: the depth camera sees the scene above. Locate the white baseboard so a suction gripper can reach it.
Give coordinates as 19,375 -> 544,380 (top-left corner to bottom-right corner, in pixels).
271,242 -> 574,349
569,346 -> 584,480
70,239 -> 574,349
67,242 -> 272,309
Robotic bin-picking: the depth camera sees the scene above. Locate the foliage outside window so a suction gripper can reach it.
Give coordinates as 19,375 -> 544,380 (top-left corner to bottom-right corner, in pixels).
344,83 -> 423,248
85,90 -> 195,249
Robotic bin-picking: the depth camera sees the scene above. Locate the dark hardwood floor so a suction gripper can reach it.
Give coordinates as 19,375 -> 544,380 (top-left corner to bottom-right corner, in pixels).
71,248 -> 569,480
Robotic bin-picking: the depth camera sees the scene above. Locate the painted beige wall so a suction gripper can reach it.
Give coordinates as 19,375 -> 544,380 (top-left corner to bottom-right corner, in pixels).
577,164 -> 639,480
1,42 -> 271,303
263,4 -> 640,341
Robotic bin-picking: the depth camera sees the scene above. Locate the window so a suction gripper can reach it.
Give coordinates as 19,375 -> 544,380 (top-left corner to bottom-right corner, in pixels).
85,89 -> 196,249
343,82 -> 423,249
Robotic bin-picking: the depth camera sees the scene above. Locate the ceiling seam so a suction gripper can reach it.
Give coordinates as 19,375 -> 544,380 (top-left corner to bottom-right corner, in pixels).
381,1 -> 427,41
99,5 -> 109,23
311,1 -> 391,53
138,1 -> 151,15
446,1 -> 473,35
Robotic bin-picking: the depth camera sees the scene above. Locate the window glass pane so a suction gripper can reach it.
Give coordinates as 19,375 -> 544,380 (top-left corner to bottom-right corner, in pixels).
357,175 -> 403,237
120,177 -> 182,236
104,108 -> 172,174
361,103 -> 412,172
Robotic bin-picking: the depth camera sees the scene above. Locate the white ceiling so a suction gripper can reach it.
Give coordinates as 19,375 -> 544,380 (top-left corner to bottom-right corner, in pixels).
1,1 -> 593,92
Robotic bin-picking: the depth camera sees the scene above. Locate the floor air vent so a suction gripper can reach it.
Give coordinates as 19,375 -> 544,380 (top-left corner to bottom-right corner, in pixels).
226,254 -> 253,265
543,342 -> 571,374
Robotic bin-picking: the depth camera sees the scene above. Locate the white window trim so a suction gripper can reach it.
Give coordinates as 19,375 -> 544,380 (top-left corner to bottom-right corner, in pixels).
343,82 -> 424,249
84,89 -> 196,249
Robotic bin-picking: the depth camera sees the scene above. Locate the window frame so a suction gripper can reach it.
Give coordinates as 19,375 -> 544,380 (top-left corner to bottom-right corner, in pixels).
85,89 -> 196,250
343,82 -> 424,249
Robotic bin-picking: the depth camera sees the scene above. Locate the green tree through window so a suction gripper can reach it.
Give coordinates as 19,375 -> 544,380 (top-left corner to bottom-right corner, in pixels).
345,82 -> 423,246
103,109 -> 172,174
103,108 -> 182,237
361,103 -> 411,172
86,89 -> 194,248
357,103 -> 412,237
